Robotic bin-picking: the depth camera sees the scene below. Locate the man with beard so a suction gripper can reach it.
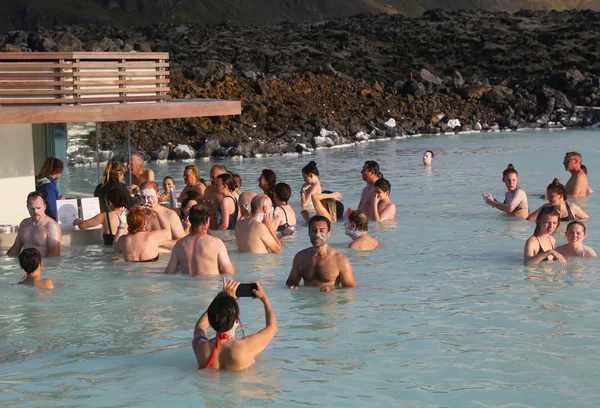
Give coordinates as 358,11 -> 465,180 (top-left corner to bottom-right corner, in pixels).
286,215 -> 355,291
6,192 -> 62,257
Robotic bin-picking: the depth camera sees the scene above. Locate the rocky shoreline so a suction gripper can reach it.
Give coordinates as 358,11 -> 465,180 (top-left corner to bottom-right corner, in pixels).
1,9 -> 600,162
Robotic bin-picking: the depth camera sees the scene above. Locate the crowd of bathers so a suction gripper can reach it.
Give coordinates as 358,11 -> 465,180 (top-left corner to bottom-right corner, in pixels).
5,149 -> 595,370
481,151 -> 597,264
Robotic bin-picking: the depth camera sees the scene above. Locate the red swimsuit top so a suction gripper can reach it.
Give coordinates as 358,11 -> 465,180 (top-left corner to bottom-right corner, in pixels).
205,333 -> 231,369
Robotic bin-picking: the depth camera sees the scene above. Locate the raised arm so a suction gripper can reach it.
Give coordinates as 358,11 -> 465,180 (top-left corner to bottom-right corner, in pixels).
311,192 -> 341,221
260,215 -> 282,254
74,212 -> 105,230
240,282 -> 277,358
112,210 -> 128,253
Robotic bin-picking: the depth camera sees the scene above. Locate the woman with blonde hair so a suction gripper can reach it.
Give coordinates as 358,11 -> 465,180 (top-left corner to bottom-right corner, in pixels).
524,206 -> 567,266
179,164 -> 206,203
35,157 -> 65,221
94,161 -> 131,212
301,190 -> 344,223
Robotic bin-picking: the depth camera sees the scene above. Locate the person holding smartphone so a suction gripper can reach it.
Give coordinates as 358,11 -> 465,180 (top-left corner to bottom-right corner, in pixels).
192,279 -> 277,371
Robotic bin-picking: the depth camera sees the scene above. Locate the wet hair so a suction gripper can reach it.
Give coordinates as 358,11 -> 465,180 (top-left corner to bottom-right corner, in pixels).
232,173 -> 242,190
217,173 -> 237,192
374,178 -> 391,193
101,161 -> 126,186
534,205 -> 560,236
581,165 -> 588,175
106,188 -> 130,209
184,165 -> 201,180
308,215 -> 331,232
127,206 -> 146,234
348,210 -> 369,232
425,150 -> 434,158
163,176 -> 175,185
207,292 -> 240,333
566,220 -> 586,234
502,164 -> 518,179
546,178 -> 568,200
302,161 -> 320,177
364,160 -> 380,175
189,204 -> 210,230
140,181 -> 159,193
37,157 -> 64,179
260,169 -> 277,193
321,190 -> 344,221
274,183 -> 291,203
19,248 -> 42,274
27,191 -> 46,205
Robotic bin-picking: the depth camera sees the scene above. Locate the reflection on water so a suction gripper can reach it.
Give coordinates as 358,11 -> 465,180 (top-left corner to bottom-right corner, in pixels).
2,130 -> 600,406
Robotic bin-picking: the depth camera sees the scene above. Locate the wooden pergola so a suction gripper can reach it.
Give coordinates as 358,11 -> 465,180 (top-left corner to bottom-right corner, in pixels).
0,52 -> 241,243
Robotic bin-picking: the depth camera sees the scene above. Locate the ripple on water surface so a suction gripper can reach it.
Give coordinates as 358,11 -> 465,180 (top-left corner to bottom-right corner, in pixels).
2,130 -> 600,407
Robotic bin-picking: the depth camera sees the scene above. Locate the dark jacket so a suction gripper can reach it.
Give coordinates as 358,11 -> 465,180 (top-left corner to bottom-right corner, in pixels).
36,176 -> 60,220
94,179 -> 132,212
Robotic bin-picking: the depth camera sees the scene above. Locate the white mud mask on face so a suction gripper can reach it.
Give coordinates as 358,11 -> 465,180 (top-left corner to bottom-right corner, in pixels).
345,221 -> 364,240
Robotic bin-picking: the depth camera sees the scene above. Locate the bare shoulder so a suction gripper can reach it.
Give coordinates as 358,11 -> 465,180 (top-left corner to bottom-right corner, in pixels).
37,279 -> 54,289
294,247 -> 313,259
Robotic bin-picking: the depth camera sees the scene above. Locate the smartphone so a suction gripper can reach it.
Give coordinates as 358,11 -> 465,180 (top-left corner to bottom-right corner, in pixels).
236,283 -> 258,298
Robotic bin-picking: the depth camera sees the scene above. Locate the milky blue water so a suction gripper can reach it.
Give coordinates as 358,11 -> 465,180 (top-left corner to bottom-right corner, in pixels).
2,129 -> 600,407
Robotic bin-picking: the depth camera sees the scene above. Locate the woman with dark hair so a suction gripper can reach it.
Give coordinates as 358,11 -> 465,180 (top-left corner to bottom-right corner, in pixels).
273,182 -> 296,237
258,169 -> 276,201
527,178 -> 588,222
73,188 -> 131,246
179,197 -> 199,235
215,173 -> 240,230
483,164 -> 528,218
192,278 -> 277,371
113,205 -> 171,262
524,206 -> 566,265
94,161 -> 132,212
300,161 -> 322,208
36,157 -> 65,221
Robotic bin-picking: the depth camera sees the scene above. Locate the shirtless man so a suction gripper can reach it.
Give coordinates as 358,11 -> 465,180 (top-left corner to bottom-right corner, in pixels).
17,248 -> 54,289
165,205 -> 235,276
6,192 -> 61,257
358,160 -> 381,218
140,182 -> 186,241
235,194 -> 282,254
239,191 -> 257,220
563,152 -> 588,197
286,215 -> 356,291
371,178 -> 397,221
346,210 -> 378,250
125,153 -> 155,193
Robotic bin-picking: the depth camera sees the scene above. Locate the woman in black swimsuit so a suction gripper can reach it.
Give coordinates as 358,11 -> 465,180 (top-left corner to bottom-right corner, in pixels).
524,206 -> 567,265
528,178 -> 589,222
273,183 -> 297,238
73,189 -> 130,246
215,173 -> 239,231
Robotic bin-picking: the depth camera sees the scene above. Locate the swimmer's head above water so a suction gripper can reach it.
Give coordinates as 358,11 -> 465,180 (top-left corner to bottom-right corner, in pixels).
208,291 -> 240,336
423,150 -> 434,165
308,215 -> 331,248
345,210 -> 368,240
534,205 -> 561,237
502,164 -> 519,191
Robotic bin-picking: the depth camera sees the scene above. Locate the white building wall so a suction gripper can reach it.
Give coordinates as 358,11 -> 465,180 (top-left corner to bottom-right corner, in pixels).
0,124 -> 35,226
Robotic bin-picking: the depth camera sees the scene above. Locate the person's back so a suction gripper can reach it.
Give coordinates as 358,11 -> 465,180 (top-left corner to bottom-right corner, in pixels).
194,337 -> 257,371
17,248 -> 54,289
119,231 -> 161,261
174,234 -> 231,276
235,195 -> 282,254
349,234 -> 378,250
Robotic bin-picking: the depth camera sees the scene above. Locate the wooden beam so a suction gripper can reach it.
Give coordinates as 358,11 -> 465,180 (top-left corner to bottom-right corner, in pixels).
0,52 -> 170,60
0,99 -> 241,123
